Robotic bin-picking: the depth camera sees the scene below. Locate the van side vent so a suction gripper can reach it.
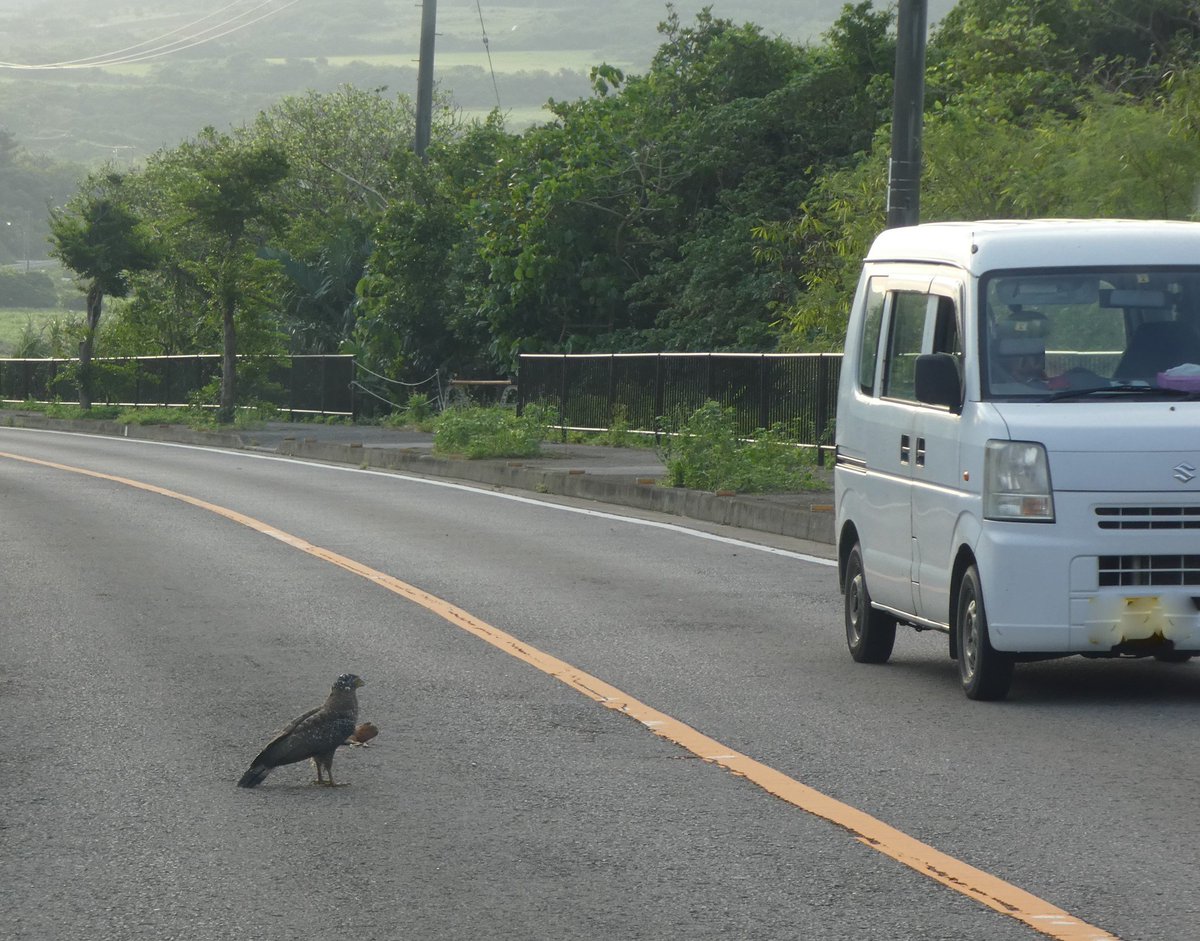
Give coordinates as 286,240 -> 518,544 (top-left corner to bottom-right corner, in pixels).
1095,506 -> 1200,530
1098,555 -> 1200,587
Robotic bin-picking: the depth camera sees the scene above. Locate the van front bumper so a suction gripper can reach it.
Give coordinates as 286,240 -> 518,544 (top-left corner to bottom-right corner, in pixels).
975,493 -> 1200,654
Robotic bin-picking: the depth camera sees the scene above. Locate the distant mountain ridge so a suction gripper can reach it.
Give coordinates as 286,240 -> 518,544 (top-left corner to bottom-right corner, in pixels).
0,0 -> 958,164
2,1 -> 957,66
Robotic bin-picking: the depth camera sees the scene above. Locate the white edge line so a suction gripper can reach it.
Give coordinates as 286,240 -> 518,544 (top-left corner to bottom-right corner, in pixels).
0,426 -> 838,567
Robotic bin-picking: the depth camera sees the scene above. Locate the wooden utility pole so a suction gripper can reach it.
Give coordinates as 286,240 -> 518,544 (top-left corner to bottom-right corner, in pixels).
415,0 -> 437,160
886,0 -> 928,228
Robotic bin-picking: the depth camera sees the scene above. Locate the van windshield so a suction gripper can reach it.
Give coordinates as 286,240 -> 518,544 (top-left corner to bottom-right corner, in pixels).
982,268 -> 1200,399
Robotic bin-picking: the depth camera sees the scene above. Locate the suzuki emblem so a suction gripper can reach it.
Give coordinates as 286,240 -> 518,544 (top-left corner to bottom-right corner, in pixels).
1174,462 -> 1197,484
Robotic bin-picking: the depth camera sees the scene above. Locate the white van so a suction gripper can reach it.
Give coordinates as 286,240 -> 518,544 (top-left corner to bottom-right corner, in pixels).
834,219 -> 1200,700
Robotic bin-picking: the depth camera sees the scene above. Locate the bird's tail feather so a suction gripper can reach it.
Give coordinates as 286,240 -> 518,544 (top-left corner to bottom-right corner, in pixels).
237,764 -> 271,788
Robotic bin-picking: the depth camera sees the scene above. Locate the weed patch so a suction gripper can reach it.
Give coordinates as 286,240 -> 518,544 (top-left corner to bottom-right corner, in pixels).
433,404 -> 551,458
382,392 -> 436,432
657,400 -> 823,493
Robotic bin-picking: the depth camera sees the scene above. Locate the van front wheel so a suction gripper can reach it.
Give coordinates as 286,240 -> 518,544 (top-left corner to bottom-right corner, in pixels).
956,565 -> 1014,701
844,544 -> 896,663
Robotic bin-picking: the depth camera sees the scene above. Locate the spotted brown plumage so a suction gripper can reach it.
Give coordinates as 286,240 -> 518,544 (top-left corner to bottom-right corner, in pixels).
237,674 -> 366,788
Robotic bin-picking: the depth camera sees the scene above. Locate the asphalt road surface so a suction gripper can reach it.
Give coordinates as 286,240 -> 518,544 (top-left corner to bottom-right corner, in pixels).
2,427 -> 1197,941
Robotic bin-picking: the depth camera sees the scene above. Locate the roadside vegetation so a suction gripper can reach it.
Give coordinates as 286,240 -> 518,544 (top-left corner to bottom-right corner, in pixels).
5,397 -> 823,493
11,400 -> 281,430
657,401 -> 825,493
431,404 -> 554,459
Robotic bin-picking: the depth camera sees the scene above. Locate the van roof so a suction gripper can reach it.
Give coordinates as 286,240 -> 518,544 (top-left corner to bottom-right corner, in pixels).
865,219 -> 1200,273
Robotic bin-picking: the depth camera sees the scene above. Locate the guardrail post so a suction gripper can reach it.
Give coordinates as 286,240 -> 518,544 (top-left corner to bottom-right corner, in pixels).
815,354 -> 832,467
653,354 -> 664,443
558,354 -> 568,442
607,353 -> 616,430
759,354 -> 769,432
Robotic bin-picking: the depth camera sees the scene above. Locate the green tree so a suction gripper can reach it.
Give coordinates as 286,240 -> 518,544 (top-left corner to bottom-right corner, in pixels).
48,172 -> 158,407
245,86 -> 458,355
139,130 -> 289,421
356,115 -> 514,385
458,6 -> 897,365
187,138 -> 288,421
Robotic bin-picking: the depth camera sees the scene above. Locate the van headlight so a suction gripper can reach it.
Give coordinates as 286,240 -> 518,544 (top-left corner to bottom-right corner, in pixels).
984,440 -> 1055,522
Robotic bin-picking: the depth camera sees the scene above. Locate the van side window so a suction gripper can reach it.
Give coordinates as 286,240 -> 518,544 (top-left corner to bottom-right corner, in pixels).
933,295 -> 961,357
858,279 -> 886,394
883,292 -> 930,401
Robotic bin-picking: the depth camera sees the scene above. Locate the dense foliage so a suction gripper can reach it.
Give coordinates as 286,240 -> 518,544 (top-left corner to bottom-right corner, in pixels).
39,0 -> 1200,418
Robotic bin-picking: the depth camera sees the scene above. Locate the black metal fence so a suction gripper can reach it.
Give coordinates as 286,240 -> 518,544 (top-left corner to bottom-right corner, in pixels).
518,352 -> 843,448
2,351 -> 844,436
0,354 -> 357,417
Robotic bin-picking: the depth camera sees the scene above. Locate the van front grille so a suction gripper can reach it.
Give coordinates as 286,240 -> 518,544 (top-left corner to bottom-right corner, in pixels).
1098,555 -> 1200,587
1095,506 -> 1200,530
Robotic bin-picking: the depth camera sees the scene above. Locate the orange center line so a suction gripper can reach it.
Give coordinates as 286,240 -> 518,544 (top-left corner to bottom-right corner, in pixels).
0,449 -> 1120,941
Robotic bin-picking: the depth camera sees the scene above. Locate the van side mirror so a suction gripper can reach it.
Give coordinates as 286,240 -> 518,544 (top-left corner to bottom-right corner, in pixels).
915,353 -> 962,413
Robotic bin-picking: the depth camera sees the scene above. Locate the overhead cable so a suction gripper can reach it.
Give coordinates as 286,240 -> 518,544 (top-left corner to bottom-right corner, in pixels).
475,0 -> 502,110
0,0 -> 303,71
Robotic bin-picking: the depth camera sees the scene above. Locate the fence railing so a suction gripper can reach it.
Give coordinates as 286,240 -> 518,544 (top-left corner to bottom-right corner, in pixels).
0,354 -> 357,417
2,351 -> 844,437
518,352 -> 843,455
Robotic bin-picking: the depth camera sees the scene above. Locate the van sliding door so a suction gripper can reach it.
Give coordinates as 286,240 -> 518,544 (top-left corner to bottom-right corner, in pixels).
859,279 -> 964,623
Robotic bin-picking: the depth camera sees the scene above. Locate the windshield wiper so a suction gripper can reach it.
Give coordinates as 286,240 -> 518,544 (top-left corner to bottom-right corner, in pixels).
1046,382 -> 1199,401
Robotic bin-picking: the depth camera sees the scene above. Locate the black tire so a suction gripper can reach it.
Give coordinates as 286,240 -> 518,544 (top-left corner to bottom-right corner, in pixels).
956,565 -> 1014,701
844,544 -> 896,664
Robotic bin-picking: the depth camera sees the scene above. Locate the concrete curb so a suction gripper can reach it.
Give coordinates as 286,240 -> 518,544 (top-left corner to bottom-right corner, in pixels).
271,438 -> 835,544
0,412 -> 248,448
1,413 -> 835,544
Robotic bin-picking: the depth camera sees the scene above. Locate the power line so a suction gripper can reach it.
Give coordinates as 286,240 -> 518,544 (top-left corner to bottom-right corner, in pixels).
475,0 -> 502,110
0,0 -> 303,71
15,0 -> 264,69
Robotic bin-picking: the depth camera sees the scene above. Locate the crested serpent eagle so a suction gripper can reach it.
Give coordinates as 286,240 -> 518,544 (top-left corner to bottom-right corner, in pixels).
237,673 -> 366,788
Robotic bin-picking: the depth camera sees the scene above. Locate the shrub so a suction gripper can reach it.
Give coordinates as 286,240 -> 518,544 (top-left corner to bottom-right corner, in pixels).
116,405 -> 216,428
383,391 -> 436,431
433,404 -> 551,458
656,400 -> 822,493
41,402 -> 122,420
12,317 -> 50,357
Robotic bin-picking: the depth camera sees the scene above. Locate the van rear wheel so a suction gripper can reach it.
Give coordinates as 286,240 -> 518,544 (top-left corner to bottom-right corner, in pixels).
844,544 -> 896,663
956,565 -> 1014,700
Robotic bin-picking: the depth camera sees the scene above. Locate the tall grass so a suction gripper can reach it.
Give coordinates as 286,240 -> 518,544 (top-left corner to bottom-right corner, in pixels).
657,400 -> 824,493
433,404 -> 552,458
0,308 -> 72,356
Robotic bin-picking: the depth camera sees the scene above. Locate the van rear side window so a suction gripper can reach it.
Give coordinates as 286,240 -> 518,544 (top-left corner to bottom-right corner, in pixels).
858,278 -> 886,394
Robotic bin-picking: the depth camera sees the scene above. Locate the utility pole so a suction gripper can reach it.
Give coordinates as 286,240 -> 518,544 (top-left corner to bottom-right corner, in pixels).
414,0 -> 437,160
886,0 -> 928,229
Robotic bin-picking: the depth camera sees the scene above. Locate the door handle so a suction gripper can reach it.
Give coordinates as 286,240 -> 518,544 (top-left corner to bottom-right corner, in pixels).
900,434 -> 911,464
915,437 -> 926,467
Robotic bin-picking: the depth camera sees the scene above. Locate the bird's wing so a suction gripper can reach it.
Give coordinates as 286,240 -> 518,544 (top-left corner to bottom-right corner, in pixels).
248,706 -> 324,769
249,707 -> 357,769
